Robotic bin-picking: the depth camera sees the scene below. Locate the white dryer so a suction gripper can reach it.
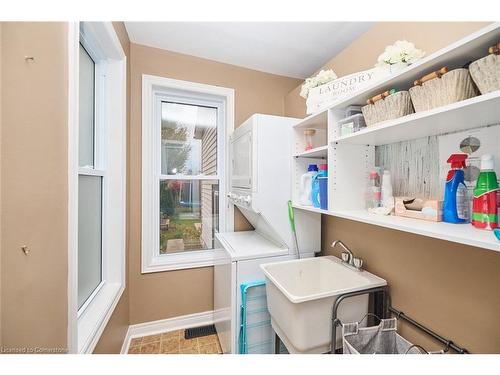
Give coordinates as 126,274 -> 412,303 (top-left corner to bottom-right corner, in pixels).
214,114 -> 321,354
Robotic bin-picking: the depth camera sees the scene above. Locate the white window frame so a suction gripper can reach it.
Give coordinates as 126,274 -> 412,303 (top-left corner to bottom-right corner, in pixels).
141,75 -> 234,273
77,30 -> 106,317
67,22 -> 127,354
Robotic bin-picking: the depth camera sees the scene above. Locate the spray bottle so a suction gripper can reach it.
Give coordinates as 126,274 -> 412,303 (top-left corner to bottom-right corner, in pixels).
443,154 -> 469,223
472,154 -> 499,230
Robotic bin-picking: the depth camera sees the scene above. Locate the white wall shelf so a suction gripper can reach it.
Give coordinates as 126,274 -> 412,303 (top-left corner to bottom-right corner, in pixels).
293,108 -> 328,130
293,145 -> 328,159
292,205 -> 500,252
290,23 -> 500,254
335,90 -> 500,146
331,210 -> 500,253
292,203 -> 329,215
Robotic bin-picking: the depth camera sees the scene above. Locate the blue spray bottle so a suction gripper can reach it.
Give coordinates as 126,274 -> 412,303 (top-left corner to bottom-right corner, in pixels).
443,154 -> 469,223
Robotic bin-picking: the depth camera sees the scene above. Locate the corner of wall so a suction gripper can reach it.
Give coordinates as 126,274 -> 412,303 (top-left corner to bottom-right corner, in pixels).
0,21 -> 4,348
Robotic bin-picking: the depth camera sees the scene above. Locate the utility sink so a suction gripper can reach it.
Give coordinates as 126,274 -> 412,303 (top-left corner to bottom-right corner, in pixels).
261,256 -> 387,354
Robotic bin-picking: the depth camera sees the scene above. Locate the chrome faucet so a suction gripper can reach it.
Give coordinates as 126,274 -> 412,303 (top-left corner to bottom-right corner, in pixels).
331,240 -> 363,271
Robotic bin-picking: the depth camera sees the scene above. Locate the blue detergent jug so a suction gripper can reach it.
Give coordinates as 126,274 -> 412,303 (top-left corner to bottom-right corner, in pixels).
312,164 -> 327,208
318,176 -> 328,210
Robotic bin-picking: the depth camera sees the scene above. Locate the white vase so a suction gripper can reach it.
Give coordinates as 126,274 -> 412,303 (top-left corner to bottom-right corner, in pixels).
389,62 -> 408,74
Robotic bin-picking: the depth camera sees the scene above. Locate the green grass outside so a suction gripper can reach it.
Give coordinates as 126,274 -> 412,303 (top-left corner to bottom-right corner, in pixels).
160,217 -> 202,252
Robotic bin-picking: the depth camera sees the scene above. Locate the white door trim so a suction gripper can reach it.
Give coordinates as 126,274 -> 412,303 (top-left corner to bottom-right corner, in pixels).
67,21 -> 80,355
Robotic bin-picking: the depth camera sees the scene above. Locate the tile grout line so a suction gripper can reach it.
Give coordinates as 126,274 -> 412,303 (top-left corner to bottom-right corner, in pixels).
129,329 -> 221,354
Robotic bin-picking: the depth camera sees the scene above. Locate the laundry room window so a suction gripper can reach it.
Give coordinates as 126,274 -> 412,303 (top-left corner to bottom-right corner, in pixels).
142,75 -> 234,273
159,100 -> 219,254
68,22 -> 127,354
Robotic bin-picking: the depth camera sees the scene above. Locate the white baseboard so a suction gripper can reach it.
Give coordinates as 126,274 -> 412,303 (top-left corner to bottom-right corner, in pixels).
120,310 -> 214,354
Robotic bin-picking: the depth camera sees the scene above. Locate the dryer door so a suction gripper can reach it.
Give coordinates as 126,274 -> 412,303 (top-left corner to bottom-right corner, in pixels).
231,129 -> 253,190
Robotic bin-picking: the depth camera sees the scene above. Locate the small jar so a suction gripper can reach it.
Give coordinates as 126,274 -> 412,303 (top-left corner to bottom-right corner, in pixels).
304,129 -> 316,151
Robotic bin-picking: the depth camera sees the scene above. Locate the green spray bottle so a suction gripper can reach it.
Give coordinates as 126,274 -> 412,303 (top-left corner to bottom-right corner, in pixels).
472,154 -> 499,230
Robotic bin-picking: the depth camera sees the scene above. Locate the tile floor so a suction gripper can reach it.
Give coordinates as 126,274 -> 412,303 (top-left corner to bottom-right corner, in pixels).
127,329 -> 222,354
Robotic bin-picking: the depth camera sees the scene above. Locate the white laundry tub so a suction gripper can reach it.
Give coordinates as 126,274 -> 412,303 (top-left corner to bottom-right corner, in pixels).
261,256 -> 387,354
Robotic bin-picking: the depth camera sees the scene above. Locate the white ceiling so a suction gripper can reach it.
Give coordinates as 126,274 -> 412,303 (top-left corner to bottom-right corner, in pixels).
124,22 -> 374,78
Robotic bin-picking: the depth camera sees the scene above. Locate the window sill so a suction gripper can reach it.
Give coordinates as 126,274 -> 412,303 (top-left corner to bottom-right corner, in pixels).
142,249 -> 220,273
77,281 -> 124,353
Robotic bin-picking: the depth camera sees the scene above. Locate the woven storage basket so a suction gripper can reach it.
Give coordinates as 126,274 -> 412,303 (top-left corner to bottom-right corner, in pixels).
469,53 -> 500,94
361,91 -> 414,126
409,68 -> 479,112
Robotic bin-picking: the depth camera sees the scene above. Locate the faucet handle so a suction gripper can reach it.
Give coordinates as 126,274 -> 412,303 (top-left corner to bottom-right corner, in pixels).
353,257 -> 363,270
341,252 -> 350,263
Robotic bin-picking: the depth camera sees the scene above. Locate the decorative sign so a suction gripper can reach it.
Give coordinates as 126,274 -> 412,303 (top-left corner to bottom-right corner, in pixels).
306,67 -> 389,114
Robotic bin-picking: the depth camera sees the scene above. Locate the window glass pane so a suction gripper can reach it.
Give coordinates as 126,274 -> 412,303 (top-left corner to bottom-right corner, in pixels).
161,102 -> 217,176
79,44 -> 95,168
78,175 -> 102,309
160,179 -> 219,254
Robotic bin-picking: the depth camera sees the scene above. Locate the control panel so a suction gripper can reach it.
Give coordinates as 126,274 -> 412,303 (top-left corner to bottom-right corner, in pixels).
227,192 -> 252,208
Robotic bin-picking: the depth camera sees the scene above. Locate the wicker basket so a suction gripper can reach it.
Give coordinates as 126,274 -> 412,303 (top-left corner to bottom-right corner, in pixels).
469,53 -> 500,94
409,68 -> 479,112
361,91 -> 414,126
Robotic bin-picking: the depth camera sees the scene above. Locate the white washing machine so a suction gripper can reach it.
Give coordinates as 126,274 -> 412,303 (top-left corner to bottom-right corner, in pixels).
214,231 -> 311,354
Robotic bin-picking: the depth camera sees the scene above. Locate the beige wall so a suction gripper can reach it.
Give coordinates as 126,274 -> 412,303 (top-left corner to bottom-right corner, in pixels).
0,22 -> 68,351
128,43 -> 300,324
93,22 -> 132,354
285,22 -> 490,118
285,22 -> 499,353
0,22 -> 3,348
323,217 -> 500,353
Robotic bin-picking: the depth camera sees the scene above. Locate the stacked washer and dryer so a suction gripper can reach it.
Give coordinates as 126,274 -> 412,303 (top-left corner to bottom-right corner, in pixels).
214,114 -> 321,354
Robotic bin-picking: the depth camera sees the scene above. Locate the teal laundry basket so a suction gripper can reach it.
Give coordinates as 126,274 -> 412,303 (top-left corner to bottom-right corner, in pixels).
238,281 -> 273,354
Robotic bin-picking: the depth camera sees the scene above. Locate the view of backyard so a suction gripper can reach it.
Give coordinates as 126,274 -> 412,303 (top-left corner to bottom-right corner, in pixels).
159,180 -> 205,254
160,215 -> 203,253
159,102 -> 218,254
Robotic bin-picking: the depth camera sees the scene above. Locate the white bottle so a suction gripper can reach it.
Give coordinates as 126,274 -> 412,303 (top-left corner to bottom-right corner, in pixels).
366,170 -> 381,209
299,165 -> 318,206
381,170 -> 394,209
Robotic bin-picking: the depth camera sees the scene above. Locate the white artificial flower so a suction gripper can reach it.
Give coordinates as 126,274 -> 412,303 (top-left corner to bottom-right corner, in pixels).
300,69 -> 338,99
300,86 -> 310,99
375,40 -> 425,67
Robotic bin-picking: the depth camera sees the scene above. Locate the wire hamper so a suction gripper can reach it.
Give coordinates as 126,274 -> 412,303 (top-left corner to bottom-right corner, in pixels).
342,315 -> 443,355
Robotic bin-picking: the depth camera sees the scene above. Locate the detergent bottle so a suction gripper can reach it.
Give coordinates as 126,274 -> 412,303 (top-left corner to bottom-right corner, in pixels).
299,164 -> 318,206
472,154 -> 499,230
443,154 -> 469,223
312,164 -> 327,208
